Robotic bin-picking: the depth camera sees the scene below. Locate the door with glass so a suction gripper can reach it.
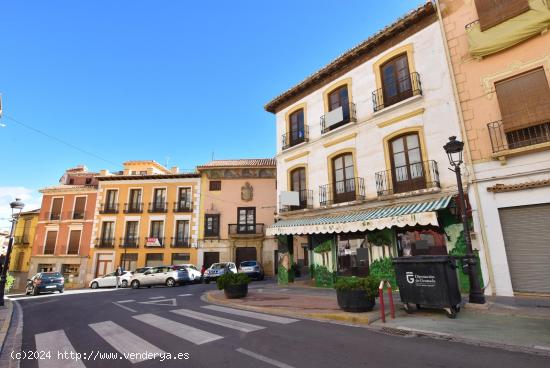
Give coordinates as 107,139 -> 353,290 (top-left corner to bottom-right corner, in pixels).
390,133 -> 425,194
332,153 -> 355,203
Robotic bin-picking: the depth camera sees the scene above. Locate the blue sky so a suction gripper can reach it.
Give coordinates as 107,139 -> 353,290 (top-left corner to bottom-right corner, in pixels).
0,0 -> 422,227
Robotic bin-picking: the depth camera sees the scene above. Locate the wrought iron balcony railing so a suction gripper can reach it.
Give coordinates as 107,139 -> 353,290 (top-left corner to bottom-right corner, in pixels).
173,201 -> 193,212
148,201 -> 168,213
319,177 -> 365,206
282,126 -> 309,150
171,237 -> 191,248
228,223 -> 265,236
99,203 -> 119,214
320,102 -> 357,134
375,160 -> 440,196
279,189 -> 314,213
372,72 -> 422,112
119,236 -> 139,248
124,202 -> 143,214
95,237 -> 115,248
45,212 -> 62,221
13,236 -> 30,245
488,120 -> 550,153
72,212 -> 85,220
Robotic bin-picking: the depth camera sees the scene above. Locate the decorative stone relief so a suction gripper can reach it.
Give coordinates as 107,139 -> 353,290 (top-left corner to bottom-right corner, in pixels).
241,182 -> 253,202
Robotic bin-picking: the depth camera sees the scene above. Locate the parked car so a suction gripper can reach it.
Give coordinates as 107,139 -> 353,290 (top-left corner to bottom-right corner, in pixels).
89,271 -> 133,289
238,260 -> 264,280
25,272 -> 64,295
173,264 -> 202,282
130,266 -> 188,288
203,262 -> 237,284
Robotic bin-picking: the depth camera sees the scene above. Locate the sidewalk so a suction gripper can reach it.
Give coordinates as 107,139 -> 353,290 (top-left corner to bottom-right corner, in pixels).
0,301 -> 14,354
206,282 -> 550,356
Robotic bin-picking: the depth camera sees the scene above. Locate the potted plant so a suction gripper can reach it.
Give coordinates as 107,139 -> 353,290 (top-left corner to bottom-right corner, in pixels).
217,272 -> 251,299
334,276 -> 379,312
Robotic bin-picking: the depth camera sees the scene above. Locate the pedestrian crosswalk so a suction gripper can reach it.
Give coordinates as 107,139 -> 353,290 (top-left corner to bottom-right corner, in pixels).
34,305 -> 299,367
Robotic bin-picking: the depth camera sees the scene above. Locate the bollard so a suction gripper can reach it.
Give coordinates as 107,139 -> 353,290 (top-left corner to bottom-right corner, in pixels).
378,280 -> 395,323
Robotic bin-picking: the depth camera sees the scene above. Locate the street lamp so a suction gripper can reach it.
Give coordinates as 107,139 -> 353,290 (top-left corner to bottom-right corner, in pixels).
0,198 -> 25,306
443,137 -> 485,304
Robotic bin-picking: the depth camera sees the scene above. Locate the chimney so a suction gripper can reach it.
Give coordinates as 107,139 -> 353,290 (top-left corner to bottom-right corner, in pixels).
171,166 -> 179,174
100,169 -> 109,176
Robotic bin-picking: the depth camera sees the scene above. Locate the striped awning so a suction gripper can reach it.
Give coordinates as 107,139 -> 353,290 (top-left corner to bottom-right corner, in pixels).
267,196 -> 453,236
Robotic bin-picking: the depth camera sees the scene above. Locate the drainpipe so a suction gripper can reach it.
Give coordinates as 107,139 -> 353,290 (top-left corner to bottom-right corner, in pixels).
433,0 -> 496,295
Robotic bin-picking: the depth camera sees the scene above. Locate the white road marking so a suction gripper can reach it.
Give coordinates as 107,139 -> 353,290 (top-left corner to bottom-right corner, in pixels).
202,305 -> 298,324
116,299 -> 135,303
278,288 -> 290,292
178,294 -> 193,297
138,298 -> 177,306
35,330 -> 86,368
148,296 -> 165,299
133,313 -> 222,345
171,309 -> 264,333
8,288 -> 120,301
236,348 -> 296,368
112,302 -> 137,313
534,345 -> 550,351
89,321 -> 165,363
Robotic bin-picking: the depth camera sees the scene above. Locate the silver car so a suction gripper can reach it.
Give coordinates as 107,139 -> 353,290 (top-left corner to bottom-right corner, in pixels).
130,266 -> 188,288
203,262 -> 237,284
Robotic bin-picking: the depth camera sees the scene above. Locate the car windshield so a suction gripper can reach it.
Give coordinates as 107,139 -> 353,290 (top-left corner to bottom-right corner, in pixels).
240,261 -> 257,267
41,272 -> 62,279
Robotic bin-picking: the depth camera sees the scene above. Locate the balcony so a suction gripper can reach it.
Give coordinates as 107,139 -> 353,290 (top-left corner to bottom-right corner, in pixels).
13,236 -> 29,245
72,212 -> 85,220
95,237 -> 115,248
45,212 -> 62,221
228,223 -> 264,237
375,160 -> 440,197
99,203 -> 119,214
279,189 -> 313,213
321,102 -> 357,134
171,237 -> 191,248
282,126 -> 309,150
372,72 -> 422,112
319,177 -> 365,206
488,120 -> 550,154
124,202 -> 143,214
148,201 -> 168,213
173,202 -> 193,213
144,236 -> 165,248
119,236 -> 139,248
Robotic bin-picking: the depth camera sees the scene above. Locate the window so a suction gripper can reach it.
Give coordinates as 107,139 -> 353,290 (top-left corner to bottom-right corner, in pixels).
205,214 -> 220,237
174,220 -> 190,247
121,253 -> 138,271
50,198 -> 63,220
172,253 -> 191,264
67,229 -> 81,255
22,219 -> 31,243
44,231 -> 57,254
381,54 -> 412,108
145,253 -> 164,267
396,227 -> 447,256
325,86 -> 351,131
332,153 -> 356,204
474,0 -> 530,31
38,264 -> 55,272
100,221 -> 114,246
290,167 -> 307,209
209,181 -> 221,191
289,109 -> 306,146
69,178 -> 74,185
13,252 -> 23,271
105,189 -> 117,211
237,207 -> 256,233
149,221 -> 164,244
177,187 -> 191,211
153,188 -> 166,208
337,233 -> 370,277
390,133 -> 425,194
85,178 -> 92,185
128,189 -> 142,212
124,221 -> 139,246
73,197 -> 86,219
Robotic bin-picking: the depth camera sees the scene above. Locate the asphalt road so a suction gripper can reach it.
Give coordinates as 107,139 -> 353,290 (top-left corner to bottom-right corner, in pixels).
7,281 -> 550,368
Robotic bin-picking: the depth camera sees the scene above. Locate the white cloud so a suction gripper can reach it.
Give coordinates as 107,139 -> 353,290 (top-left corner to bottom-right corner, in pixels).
0,187 -> 42,232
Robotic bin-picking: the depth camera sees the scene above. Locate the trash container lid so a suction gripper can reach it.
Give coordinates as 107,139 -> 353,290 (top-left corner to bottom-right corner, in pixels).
392,255 -> 453,264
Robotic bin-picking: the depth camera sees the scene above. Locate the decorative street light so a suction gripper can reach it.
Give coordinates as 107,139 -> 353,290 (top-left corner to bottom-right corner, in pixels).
0,198 -> 25,306
443,136 -> 486,304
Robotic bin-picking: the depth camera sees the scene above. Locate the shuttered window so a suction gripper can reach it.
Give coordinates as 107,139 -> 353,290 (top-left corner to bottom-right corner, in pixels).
73,197 -> 86,219
44,231 -> 57,254
495,68 -> 550,132
474,0 -> 530,31
68,230 -> 81,255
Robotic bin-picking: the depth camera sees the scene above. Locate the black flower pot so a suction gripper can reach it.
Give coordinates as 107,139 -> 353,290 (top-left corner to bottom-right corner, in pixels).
224,283 -> 248,299
336,289 -> 376,312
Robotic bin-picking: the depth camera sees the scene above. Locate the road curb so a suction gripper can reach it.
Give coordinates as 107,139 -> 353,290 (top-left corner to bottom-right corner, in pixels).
0,300 -> 14,354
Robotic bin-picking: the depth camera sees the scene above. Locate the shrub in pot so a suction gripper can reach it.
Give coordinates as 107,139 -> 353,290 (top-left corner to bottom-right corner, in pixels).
217,272 -> 251,299
334,276 -> 379,312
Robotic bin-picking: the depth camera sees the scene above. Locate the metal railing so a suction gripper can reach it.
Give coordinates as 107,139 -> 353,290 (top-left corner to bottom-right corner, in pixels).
282,126 -> 309,150
375,160 -> 440,196
488,120 -> 550,153
72,212 -> 85,220
319,177 -> 365,206
124,202 -> 143,214
171,237 -> 190,248
119,236 -> 139,248
279,189 -> 314,213
320,102 -> 357,134
372,72 -> 422,112
228,223 -> 265,236
13,236 -> 30,245
95,237 -> 115,248
99,203 -> 119,214
148,201 -> 168,213
144,236 -> 165,247
45,212 -> 62,221
173,201 -> 193,212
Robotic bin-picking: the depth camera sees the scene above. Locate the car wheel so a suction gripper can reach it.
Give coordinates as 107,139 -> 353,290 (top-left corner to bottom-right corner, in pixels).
32,286 -> 39,296
91,282 -> 99,289
121,280 -> 128,288
166,278 -> 176,287
131,280 -> 140,289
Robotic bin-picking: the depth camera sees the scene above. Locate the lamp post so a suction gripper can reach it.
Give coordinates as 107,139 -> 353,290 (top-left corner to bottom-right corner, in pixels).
443,137 -> 485,304
0,198 -> 25,306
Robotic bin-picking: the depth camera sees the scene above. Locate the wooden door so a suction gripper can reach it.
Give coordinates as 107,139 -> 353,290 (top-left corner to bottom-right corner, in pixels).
390,133 -> 426,194
332,153 -> 355,203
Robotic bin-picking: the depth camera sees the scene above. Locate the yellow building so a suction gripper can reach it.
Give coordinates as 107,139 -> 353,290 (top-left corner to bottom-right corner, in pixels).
10,209 -> 40,290
87,161 -> 201,281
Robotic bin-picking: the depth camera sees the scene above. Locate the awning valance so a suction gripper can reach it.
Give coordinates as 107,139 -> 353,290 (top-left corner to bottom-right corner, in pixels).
267,196 -> 452,236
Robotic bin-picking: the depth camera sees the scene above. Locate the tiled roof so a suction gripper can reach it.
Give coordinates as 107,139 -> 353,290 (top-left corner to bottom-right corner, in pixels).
487,179 -> 550,193
197,159 -> 276,169
264,1 -> 435,113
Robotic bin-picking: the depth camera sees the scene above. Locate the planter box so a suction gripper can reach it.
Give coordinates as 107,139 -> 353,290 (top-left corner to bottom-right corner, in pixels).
224,283 -> 248,299
336,289 -> 375,313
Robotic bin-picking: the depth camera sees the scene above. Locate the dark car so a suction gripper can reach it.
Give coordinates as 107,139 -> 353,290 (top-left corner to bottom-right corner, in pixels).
25,272 -> 65,295
238,260 -> 264,280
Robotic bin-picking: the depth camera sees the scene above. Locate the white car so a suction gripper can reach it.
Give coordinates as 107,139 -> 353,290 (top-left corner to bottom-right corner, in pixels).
130,266 -> 188,288
89,271 -> 133,289
173,264 -> 202,282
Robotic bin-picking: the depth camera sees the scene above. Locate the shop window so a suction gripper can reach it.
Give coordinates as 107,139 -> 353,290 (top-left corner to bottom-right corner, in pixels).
61,264 -> 80,281
38,264 -> 55,272
171,253 -> 191,264
121,253 -> 138,271
336,233 -> 370,276
396,227 -> 447,256
145,253 -> 164,267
